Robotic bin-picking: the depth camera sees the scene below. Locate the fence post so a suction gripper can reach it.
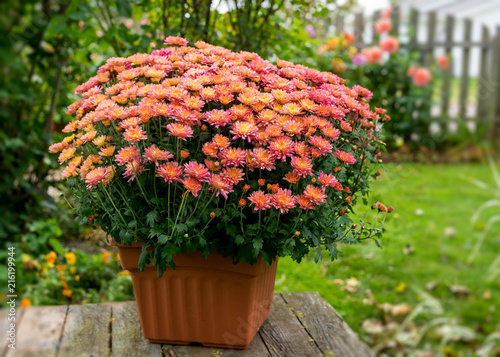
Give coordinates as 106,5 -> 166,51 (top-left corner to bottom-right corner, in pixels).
354,12 -> 364,46
335,14 -> 344,35
391,6 -> 400,37
490,26 -> 500,142
440,15 -> 455,118
459,18 -> 472,119
476,25 -> 491,123
372,10 -> 381,44
424,11 -> 436,67
409,8 -> 420,51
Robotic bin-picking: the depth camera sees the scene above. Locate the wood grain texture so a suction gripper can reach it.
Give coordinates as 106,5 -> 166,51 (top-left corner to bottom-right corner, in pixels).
282,292 -> 374,357
5,305 -> 68,357
258,294 -> 322,357
58,303 -> 112,357
110,301 -> 162,357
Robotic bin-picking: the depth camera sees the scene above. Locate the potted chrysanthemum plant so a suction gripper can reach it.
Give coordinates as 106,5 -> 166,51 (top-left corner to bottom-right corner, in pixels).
49,36 -> 392,349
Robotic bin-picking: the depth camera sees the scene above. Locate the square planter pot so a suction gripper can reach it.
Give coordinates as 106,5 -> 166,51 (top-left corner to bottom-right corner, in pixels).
113,241 -> 278,349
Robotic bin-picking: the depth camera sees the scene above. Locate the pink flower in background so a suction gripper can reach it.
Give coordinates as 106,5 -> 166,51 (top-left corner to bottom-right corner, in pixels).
407,65 -> 417,76
352,53 -> 367,66
411,68 -> 431,86
375,18 -> 392,34
362,47 -> 383,64
437,55 -> 449,69
382,8 -> 392,19
305,24 -> 316,38
380,36 -> 399,53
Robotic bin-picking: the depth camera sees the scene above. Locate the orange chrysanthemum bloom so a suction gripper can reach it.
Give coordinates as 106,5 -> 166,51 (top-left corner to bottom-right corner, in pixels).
296,195 -> 314,210
221,167 -> 245,185
209,174 -> 233,199
85,166 -> 114,189
182,177 -> 203,197
166,123 -> 193,141
303,185 -> 327,205
156,162 -> 183,183
250,147 -> 276,171
248,190 -> 271,211
99,146 -> 116,157
123,126 -> 147,143
270,188 -> 296,213
212,134 -> 231,149
269,136 -> 295,161
184,161 -> 210,182
283,172 -> 300,184
291,156 -> 314,177
144,145 -> 174,165
58,147 -> 76,164
115,146 -> 140,166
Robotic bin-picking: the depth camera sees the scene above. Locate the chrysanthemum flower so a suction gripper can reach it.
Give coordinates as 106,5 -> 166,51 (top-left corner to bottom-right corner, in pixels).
85,166 -> 114,189
164,36 -> 188,46
248,190 -> 271,211
334,150 -> 356,165
322,126 -> 341,139
205,109 -> 231,128
182,177 -> 203,197
230,121 -> 258,142
123,126 -> 147,143
212,134 -> 231,149
219,147 -> 246,167
184,161 -> 210,182
156,162 -> 183,183
284,172 -> 300,184
99,146 -> 116,157
308,135 -> 332,155
249,147 -> 276,171
340,121 -> 352,132
318,171 -> 339,187
58,147 -> 76,164
167,123 -> 193,141
296,195 -> 314,210
208,174 -> 233,199
269,136 -> 295,161
221,167 -> 245,185
49,141 -> 69,153
123,160 -> 146,182
144,145 -> 174,166
270,188 -> 296,213
303,185 -> 327,205
291,156 -> 314,177
115,146 -> 140,166
202,142 -> 219,157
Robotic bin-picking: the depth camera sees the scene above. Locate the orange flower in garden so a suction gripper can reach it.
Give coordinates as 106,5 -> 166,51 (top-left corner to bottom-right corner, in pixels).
46,251 -> 57,264
291,156 -> 314,177
412,68 -> 431,87
362,47 -> 383,64
375,18 -> 392,34
182,177 -> 202,197
144,145 -> 174,165
334,150 -> 356,165
123,126 -> 147,143
270,188 -> 296,213
209,174 -> 233,199
380,36 -> 399,53
343,32 -> 355,45
64,252 -> 77,265
62,289 -> 73,298
296,195 -> 314,210
249,190 -> 271,211
157,162 -> 183,183
184,162 -> 210,182
167,123 -> 193,141
221,167 -> 245,185
303,185 -> 327,205
20,298 -> 31,308
85,166 -> 114,189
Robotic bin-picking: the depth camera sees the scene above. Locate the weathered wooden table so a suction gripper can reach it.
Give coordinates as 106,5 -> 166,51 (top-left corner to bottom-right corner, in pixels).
1,292 -> 373,357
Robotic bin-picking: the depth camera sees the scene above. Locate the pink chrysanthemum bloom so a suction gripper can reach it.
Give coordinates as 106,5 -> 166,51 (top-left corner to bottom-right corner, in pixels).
318,171 -> 339,187
58,147 -> 76,164
303,185 -> 327,205
123,160 -> 146,182
85,166 -> 114,189
230,121 -> 258,142
184,161 -> 210,182
308,135 -> 332,155
205,109 -> 231,128
164,36 -> 188,46
167,123 -> 193,141
340,121 -> 352,132
269,136 -> 295,161
123,126 -> 147,143
219,147 -> 247,167
156,162 -> 183,183
182,177 -> 203,197
212,134 -> 231,149
248,190 -> 271,211
293,142 -> 311,157
322,126 -> 340,140
115,146 -> 140,166
221,167 -> 245,185
334,150 -> 356,165
250,148 -> 276,171
208,174 -> 233,199
202,142 -> 219,157
283,172 -> 301,184
296,195 -> 314,210
270,188 -> 296,213
291,156 -> 314,177
49,141 -> 69,153
144,145 -> 174,166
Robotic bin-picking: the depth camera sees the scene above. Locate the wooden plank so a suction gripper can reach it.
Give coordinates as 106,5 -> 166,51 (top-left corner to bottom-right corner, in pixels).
459,18 -> 473,118
335,14 -> 344,35
58,303 -> 112,357
476,25 -> 491,121
441,15 -> 455,117
111,301 -> 162,356
409,8 -> 419,51
391,6 -> 400,37
490,26 -> 500,142
372,10 -> 381,43
424,12 -> 437,67
258,293 -> 321,357
282,292 -> 375,357
5,305 -> 68,357
354,12 -> 364,47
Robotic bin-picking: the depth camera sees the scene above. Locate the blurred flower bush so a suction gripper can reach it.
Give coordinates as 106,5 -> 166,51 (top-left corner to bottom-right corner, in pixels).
316,10 -> 447,150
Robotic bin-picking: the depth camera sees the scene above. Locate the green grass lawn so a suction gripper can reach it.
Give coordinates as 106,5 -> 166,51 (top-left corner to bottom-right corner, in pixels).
276,163 -> 500,355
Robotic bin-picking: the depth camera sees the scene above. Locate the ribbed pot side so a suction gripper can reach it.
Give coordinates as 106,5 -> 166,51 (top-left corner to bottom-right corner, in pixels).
114,242 -> 278,349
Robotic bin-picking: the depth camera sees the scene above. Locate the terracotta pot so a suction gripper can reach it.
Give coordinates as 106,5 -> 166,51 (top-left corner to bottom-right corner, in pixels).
111,240 -> 278,349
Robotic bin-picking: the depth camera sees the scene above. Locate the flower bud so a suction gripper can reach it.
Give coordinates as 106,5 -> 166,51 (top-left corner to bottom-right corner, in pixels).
376,170 -> 382,176
258,179 -> 266,186
295,231 -> 300,236
184,234 -> 189,238
388,206 -> 394,212
201,124 -> 208,131
239,199 -> 247,207
243,184 -> 250,192
210,212 -> 216,218
311,178 -> 316,184
339,209 -> 346,216
181,150 -> 190,159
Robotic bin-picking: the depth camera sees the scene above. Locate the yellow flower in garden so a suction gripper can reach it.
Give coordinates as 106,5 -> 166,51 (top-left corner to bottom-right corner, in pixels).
347,46 -> 357,58
45,251 -> 57,263
62,289 -> 73,298
327,37 -> 340,50
62,281 -> 69,289
118,270 -> 130,277
101,252 -> 112,264
20,298 -> 31,308
75,275 -> 81,282
64,252 -> 77,265
331,58 -> 346,73
70,266 -> 77,274
56,264 -> 66,272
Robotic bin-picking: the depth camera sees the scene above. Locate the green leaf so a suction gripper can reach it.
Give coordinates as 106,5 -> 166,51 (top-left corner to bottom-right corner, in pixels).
138,246 -> 149,271
146,210 -> 158,227
48,238 -> 65,255
253,238 -> 263,251
158,234 -> 169,244
115,0 -> 132,17
119,230 -> 132,245
234,235 -> 245,245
